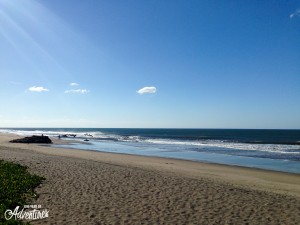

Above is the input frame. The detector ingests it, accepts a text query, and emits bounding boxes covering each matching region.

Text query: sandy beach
[0,133,300,225]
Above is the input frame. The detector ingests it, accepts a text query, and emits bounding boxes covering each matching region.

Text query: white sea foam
[143,138,300,154]
[1,129,299,155]
[0,129,126,144]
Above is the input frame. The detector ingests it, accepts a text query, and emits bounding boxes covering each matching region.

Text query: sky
[0,0,299,129]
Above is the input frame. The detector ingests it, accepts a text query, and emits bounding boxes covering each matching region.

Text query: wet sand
[1,133,300,224]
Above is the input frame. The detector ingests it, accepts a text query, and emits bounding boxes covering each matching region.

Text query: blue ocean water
[1,128,300,173]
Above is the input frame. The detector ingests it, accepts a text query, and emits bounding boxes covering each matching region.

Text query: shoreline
[1,133,300,197]
[54,144,300,175]
[1,133,300,224]
[2,128,300,174]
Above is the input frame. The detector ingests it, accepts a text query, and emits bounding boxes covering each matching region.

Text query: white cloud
[290,9,300,18]
[70,82,79,86]
[65,89,89,94]
[28,86,49,92]
[137,86,157,94]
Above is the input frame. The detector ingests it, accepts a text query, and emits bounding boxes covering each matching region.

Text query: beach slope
[0,134,299,224]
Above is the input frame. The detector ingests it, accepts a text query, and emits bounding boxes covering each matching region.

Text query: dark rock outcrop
[10,135,52,144]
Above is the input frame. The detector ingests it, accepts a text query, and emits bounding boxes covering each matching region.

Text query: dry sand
[0,133,300,224]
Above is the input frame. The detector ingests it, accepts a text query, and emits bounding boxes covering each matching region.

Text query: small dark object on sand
[10,135,52,144]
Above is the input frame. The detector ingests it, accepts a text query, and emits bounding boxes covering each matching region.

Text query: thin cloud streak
[290,9,300,18]
[65,89,89,94]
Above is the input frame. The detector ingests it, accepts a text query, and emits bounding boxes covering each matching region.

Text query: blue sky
[0,0,299,128]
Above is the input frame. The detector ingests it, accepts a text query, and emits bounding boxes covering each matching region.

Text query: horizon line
[0,127,300,130]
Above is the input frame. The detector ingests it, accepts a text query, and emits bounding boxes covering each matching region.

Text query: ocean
[1,128,300,174]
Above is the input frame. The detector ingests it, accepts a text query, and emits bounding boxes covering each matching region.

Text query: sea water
[1,128,300,173]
